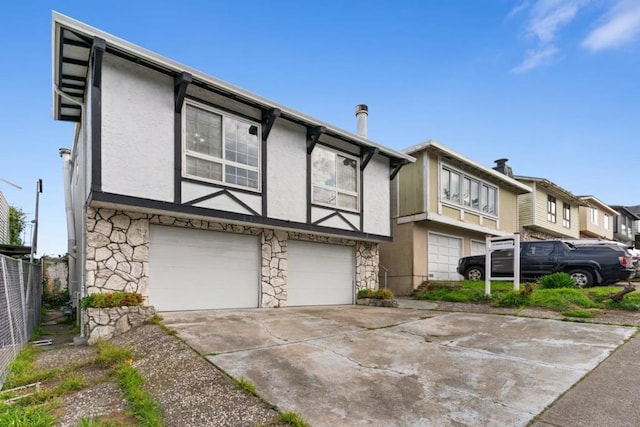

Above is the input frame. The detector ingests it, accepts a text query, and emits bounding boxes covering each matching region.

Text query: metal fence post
[18,262,28,342]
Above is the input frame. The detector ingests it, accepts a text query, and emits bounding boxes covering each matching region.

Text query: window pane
[186,155,222,181]
[470,180,479,209]
[312,149,336,187]
[450,172,460,202]
[487,187,496,214]
[224,117,259,167]
[185,105,222,158]
[337,155,357,192]
[441,169,450,200]
[481,185,488,212]
[462,178,471,206]
[338,193,358,210]
[313,186,336,206]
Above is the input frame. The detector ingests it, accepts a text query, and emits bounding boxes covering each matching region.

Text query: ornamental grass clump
[539,272,577,289]
[81,291,144,309]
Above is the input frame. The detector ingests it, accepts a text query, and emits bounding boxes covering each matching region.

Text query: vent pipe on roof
[493,158,513,178]
[355,104,368,138]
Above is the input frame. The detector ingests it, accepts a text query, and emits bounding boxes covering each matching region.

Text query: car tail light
[619,256,628,267]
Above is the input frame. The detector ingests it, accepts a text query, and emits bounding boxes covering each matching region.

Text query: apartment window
[562,203,571,228]
[547,195,556,223]
[183,103,260,190]
[441,166,495,214]
[604,214,610,230]
[590,207,598,225]
[311,146,359,211]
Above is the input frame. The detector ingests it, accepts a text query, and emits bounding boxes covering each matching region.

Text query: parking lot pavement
[161,307,635,427]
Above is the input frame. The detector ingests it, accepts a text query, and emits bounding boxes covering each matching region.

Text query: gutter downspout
[55,86,86,339]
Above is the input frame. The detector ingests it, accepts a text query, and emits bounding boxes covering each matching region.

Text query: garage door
[149,225,259,311]
[471,240,486,256]
[287,240,354,306]
[428,232,463,281]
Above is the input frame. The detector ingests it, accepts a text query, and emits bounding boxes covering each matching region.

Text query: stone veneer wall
[86,207,380,308]
[85,306,156,345]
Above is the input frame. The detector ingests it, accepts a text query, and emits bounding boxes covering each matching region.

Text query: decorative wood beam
[390,159,410,180]
[174,72,192,113]
[91,37,106,88]
[261,108,281,142]
[360,147,379,171]
[306,126,326,154]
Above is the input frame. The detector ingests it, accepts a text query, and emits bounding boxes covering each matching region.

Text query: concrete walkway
[161,304,636,426]
[532,330,640,427]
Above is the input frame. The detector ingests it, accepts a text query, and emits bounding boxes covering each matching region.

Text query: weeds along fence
[0,254,42,388]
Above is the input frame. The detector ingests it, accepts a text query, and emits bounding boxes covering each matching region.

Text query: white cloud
[582,0,640,51]
[507,1,531,20]
[512,45,559,73]
[527,0,584,43]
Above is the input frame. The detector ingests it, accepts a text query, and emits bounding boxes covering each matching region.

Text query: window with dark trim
[183,101,261,191]
[562,202,571,228]
[547,195,557,223]
[311,146,359,212]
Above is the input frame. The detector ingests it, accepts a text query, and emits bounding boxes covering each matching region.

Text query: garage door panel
[288,241,354,306]
[428,232,463,281]
[149,226,259,311]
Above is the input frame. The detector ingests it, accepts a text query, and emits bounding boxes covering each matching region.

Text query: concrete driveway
[161,305,634,427]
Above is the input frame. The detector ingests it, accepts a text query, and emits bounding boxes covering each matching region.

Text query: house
[609,206,640,247]
[52,13,413,311]
[511,175,586,241]
[379,141,531,295]
[577,196,617,240]
[628,205,640,249]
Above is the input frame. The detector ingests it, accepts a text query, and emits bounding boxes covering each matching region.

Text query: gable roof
[609,205,640,220]
[577,196,619,215]
[51,12,414,164]
[403,139,532,194]
[513,175,586,205]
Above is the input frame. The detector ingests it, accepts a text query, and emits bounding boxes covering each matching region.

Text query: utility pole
[29,179,43,263]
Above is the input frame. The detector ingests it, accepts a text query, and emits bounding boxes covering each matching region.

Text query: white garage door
[149,225,259,311]
[471,240,486,256]
[428,232,463,281]
[287,240,354,306]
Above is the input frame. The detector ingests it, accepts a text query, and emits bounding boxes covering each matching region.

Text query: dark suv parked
[456,240,633,287]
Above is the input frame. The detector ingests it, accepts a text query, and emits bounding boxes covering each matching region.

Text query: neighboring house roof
[51,12,414,165]
[626,205,640,217]
[513,175,587,205]
[610,205,640,220]
[403,139,532,194]
[577,196,619,215]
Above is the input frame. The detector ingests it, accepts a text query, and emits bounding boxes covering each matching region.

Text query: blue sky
[1,0,638,256]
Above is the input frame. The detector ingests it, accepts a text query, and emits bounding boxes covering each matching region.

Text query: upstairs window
[590,207,598,225]
[183,102,260,191]
[311,146,359,211]
[441,166,495,215]
[547,195,556,223]
[562,203,571,228]
[604,214,610,230]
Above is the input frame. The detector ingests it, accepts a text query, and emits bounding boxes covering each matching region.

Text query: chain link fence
[0,254,42,388]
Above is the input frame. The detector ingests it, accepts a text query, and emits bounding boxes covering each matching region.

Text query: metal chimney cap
[59,148,71,156]
[494,158,509,165]
[355,104,368,115]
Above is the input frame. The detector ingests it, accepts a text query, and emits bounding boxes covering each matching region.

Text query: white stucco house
[52,13,413,311]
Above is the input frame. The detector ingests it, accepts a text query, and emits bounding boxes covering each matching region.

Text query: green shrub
[374,288,395,300]
[529,288,595,310]
[357,288,373,299]
[493,290,530,308]
[539,272,576,289]
[81,291,144,309]
[42,288,70,309]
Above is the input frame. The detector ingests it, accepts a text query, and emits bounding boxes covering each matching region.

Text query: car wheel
[465,266,484,281]
[568,269,594,288]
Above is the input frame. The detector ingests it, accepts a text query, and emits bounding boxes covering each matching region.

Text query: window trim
[439,163,498,217]
[182,100,262,192]
[590,206,598,225]
[311,144,360,213]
